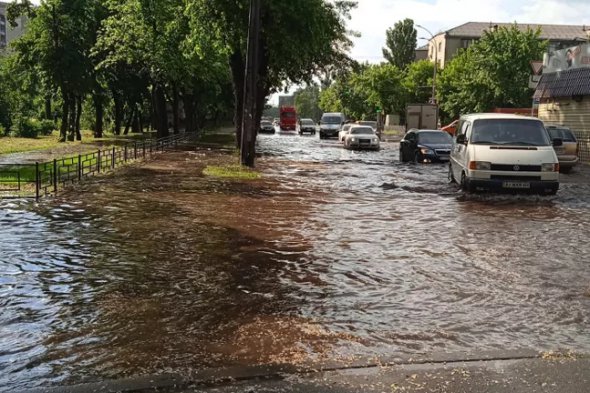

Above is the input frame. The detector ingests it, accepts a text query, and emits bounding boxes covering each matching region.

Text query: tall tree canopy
[382,18,417,70]
[437,24,547,120]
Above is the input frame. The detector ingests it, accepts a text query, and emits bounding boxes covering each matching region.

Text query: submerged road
[1,132,589,391]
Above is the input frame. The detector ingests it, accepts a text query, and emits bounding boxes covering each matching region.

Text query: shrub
[14,118,42,138]
[0,124,5,136]
[38,119,56,136]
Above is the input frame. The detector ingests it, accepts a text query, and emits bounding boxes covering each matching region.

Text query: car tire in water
[460,172,475,193]
[399,149,405,162]
[414,151,422,164]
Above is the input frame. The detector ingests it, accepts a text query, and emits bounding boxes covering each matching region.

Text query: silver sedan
[343,126,380,150]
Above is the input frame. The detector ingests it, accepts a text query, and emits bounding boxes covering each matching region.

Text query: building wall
[414,49,428,61]
[428,34,446,68]
[539,98,590,162]
[0,2,26,50]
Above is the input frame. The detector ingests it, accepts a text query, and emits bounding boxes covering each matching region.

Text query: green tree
[189,0,356,149]
[294,85,322,121]
[403,59,435,104]
[382,18,417,70]
[437,24,547,120]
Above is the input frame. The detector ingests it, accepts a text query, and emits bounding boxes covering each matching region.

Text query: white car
[338,124,353,142]
[449,113,560,195]
[343,126,380,150]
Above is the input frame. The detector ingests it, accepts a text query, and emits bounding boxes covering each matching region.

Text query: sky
[349,0,590,63]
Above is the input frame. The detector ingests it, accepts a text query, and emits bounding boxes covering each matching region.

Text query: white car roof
[461,113,542,122]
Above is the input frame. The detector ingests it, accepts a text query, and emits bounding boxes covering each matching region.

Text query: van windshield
[471,119,551,146]
[322,116,342,124]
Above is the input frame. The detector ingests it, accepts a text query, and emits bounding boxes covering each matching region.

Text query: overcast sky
[349,0,590,63]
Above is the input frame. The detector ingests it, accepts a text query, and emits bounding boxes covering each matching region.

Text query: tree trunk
[124,106,134,135]
[183,91,195,133]
[152,84,169,138]
[113,90,123,135]
[172,84,180,134]
[138,109,144,133]
[94,95,104,138]
[229,49,245,148]
[67,95,76,141]
[59,93,68,142]
[132,108,141,133]
[44,95,52,120]
[75,96,82,141]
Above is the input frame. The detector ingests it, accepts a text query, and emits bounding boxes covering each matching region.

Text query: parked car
[449,114,560,195]
[343,126,380,150]
[259,120,275,134]
[298,118,316,135]
[338,124,353,142]
[357,121,377,131]
[400,129,453,163]
[319,112,346,139]
[545,124,579,173]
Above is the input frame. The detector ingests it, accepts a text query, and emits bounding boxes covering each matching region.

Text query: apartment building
[0,1,26,49]
[426,22,588,68]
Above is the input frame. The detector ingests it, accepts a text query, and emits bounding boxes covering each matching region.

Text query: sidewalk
[25,351,590,393]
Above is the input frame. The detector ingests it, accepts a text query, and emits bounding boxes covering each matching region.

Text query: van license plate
[503,181,530,189]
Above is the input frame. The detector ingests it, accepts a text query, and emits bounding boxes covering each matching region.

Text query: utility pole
[416,24,437,105]
[240,0,261,167]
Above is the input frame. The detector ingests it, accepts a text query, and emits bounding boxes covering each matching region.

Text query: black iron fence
[0,133,193,200]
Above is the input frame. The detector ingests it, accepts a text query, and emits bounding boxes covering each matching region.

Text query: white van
[449,114,561,195]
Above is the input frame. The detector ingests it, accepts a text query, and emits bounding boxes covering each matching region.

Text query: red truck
[279,106,297,131]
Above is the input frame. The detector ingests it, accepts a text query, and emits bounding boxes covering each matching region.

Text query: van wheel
[448,164,456,183]
[461,172,474,193]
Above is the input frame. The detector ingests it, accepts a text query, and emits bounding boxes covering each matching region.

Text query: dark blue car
[400,129,453,163]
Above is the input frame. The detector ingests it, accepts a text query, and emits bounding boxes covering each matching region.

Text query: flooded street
[1,134,590,391]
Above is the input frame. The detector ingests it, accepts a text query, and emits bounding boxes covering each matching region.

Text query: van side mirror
[456,134,467,144]
[552,138,563,147]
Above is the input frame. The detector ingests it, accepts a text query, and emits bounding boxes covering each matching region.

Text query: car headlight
[468,161,491,170]
[542,163,559,172]
[420,147,434,155]
[351,138,356,142]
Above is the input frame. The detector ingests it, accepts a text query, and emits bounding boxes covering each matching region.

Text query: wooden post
[53,159,58,193]
[97,150,101,173]
[112,147,116,169]
[78,154,82,181]
[35,162,40,200]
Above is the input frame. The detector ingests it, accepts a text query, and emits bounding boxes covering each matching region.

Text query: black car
[299,118,316,135]
[400,129,453,163]
[259,120,275,134]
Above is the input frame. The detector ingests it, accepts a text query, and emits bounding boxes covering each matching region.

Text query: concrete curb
[20,350,545,393]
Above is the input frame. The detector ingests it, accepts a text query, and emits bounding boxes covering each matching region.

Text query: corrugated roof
[534,68,590,99]
[445,22,588,41]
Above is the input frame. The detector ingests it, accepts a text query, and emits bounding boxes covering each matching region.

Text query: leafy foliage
[437,24,547,120]
[382,18,417,70]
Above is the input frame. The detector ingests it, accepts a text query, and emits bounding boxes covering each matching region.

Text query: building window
[438,42,442,52]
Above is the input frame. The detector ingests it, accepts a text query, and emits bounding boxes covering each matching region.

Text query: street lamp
[416,24,437,105]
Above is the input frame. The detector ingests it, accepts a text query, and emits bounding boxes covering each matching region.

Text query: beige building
[0,1,26,50]
[414,44,429,61]
[426,22,588,68]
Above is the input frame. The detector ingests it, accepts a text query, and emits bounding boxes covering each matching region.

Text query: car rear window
[322,116,343,124]
[300,120,314,125]
[547,127,577,142]
[418,131,452,144]
[350,127,374,135]
[471,119,550,146]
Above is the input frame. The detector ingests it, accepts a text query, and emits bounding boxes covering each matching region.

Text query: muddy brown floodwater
[1,134,590,391]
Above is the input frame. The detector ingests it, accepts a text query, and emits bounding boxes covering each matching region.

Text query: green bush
[0,124,5,136]
[38,119,56,135]
[14,118,42,138]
